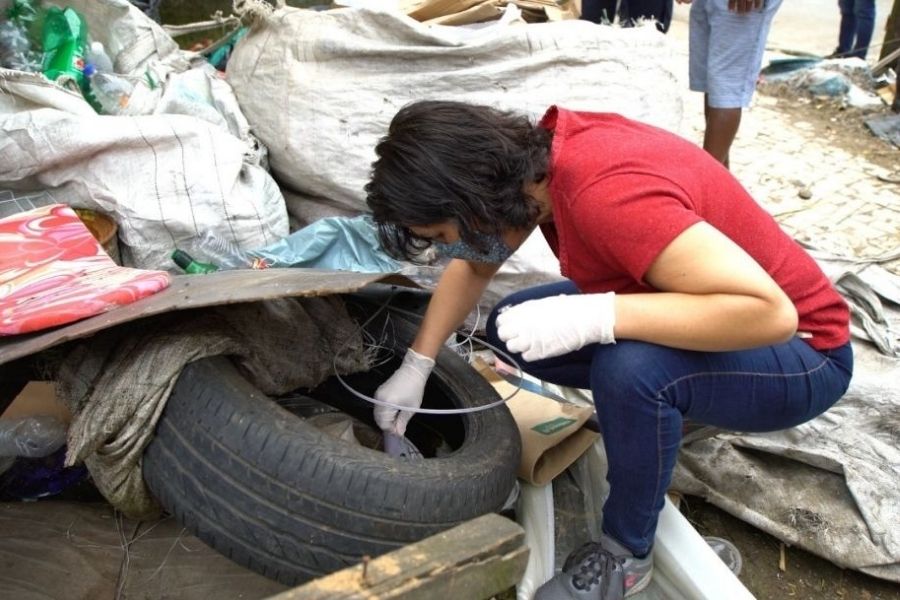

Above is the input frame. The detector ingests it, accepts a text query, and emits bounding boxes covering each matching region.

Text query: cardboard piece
[406,0,579,24]
[408,0,486,20]
[476,360,599,485]
[425,0,505,25]
[1,382,71,424]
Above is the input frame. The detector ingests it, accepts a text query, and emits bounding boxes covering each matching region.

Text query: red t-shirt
[538,107,849,351]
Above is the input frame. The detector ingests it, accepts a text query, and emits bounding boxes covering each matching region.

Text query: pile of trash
[1,0,680,269]
[759,55,891,109]
[0,0,288,270]
[1,0,152,114]
[4,1,897,594]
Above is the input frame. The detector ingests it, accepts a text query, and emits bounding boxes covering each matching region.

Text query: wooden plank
[267,513,528,600]
[0,269,418,366]
[872,45,900,77]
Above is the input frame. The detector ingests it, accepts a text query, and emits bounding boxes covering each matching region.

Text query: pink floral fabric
[0,204,171,336]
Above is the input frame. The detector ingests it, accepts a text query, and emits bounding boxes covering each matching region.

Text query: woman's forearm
[411,259,499,358]
[613,221,800,352]
[614,291,798,352]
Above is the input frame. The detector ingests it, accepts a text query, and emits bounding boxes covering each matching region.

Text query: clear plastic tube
[333,294,523,415]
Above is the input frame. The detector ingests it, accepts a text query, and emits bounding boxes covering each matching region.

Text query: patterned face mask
[434,232,514,264]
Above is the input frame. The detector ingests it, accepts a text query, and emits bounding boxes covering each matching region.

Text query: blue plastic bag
[256,215,401,273]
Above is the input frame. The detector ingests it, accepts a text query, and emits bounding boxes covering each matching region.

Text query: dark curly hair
[365,100,552,261]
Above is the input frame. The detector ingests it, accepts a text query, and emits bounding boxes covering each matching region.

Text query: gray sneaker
[534,535,653,600]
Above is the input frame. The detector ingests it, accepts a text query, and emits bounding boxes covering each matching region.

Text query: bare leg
[702,94,742,169]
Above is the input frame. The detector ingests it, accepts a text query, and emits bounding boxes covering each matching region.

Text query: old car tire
[142,306,520,586]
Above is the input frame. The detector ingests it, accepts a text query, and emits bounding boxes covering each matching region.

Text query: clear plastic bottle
[83,62,134,114]
[0,416,67,458]
[192,231,271,270]
[85,40,113,73]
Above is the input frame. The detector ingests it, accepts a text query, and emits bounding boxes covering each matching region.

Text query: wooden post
[876,0,900,108]
[879,0,900,62]
[266,513,529,600]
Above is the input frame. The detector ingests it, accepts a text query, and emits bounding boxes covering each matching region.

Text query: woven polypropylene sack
[226,7,682,217]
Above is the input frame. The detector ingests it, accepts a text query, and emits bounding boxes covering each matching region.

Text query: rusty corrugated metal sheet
[0,269,417,366]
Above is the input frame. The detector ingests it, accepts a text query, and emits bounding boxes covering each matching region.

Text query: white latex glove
[373,348,435,435]
[496,292,616,362]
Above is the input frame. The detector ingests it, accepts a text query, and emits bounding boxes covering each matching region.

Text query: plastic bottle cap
[83,63,96,77]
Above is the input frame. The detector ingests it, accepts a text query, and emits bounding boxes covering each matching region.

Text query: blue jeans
[619,0,674,33]
[581,0,618,24]
[485,281,853,557]
[582,0,674,32]
[837,0,876,59]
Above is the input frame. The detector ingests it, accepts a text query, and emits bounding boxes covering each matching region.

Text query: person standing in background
[582,0,675,33]
[677,0,784,168]
[832,0,877,59]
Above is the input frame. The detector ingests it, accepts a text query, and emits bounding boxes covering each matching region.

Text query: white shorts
[688,0,784,108]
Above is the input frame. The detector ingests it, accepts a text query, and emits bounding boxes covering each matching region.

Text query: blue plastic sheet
[256,215,401,273]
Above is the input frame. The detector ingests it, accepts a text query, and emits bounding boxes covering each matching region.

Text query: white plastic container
[516,438,755,600]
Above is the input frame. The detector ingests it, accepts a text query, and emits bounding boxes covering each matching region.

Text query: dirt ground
[683,494,900,600]
[756,88,899,176]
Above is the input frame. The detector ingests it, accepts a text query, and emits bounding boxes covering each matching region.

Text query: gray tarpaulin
[54,297,370,519]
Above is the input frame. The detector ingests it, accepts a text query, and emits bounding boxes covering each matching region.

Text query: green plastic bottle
[41,6,88,90]
[171,249,220,275]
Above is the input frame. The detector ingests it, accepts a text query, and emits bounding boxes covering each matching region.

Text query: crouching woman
[365,100,852,600]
